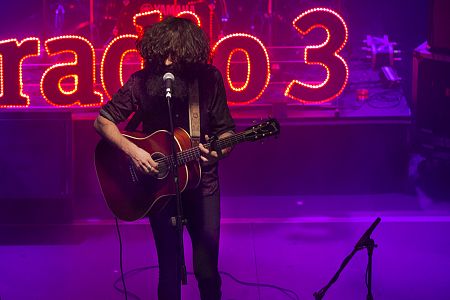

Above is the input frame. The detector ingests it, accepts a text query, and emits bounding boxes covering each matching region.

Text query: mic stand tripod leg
[365,238,375,300]
[313,248,359,300]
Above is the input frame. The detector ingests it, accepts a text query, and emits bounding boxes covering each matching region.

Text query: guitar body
[95,128,201,221]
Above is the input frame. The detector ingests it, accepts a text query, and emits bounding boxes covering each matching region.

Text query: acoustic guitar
[95,119,280,221]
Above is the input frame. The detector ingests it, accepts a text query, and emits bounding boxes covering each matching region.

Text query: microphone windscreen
[163,72,175,81]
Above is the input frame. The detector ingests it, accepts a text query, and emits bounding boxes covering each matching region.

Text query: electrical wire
[114,219,299,299]
[115,218,129,300]
[220,270,299,300]
[112,265,300,300]
[366,90,402,109]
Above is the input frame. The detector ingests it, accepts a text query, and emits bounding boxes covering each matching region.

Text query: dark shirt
[99,64,235,196]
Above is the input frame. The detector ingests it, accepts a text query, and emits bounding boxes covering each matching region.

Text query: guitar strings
[153,131,250,169]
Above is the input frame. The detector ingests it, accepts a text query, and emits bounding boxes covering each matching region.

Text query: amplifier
[413,42,450,139]
[428,0,450,53]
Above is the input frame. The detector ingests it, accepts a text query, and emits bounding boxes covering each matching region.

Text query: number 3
[285,8,349,104]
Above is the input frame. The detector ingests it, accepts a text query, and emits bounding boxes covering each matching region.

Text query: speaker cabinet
[413,42,450,159]
[428,0,450,53]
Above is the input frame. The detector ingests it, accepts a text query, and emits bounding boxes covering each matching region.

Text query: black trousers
[149,189,222,300]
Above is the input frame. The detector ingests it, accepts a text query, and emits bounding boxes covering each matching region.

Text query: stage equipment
[164,71,188,289]
[314,218,381,300]
[428,0,450,53]
[362,35,401,69]
[137,0,228,43]
[0,111,73,223]
[380,66,401,87]
[413,42,450,154]
[356,88,369,102]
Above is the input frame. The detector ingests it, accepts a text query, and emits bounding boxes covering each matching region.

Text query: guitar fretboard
[156,130,250,168]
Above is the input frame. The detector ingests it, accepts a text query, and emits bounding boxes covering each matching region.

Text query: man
[94,17,235,300]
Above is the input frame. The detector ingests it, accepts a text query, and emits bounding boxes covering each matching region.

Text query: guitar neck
[175,131,249,166]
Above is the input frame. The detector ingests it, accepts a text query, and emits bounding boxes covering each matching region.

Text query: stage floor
[1,192,449,300]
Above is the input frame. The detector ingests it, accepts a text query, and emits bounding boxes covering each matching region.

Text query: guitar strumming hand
[128,146,159,175]
[95,115,159,176]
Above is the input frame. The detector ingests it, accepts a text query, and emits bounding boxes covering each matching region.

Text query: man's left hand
[199,132,233,166]
[199,142,220,166]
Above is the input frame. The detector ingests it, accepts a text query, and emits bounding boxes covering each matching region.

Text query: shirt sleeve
[99,75,137,124]
[208,68,235,136]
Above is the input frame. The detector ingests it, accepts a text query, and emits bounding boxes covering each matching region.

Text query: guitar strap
[188,78,200,147]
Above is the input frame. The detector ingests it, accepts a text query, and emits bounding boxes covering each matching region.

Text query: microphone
[163,72,175,99]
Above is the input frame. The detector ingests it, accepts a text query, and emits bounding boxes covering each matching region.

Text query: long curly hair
[136,17,211,71]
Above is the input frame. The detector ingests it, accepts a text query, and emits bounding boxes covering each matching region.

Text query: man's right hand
[94,115,159,175]
[129,146,159,175]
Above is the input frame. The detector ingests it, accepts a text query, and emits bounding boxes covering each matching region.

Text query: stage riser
[73,118,409,219]
[0,114,410,221]
[220,121,410,196]
[0,112,73,223]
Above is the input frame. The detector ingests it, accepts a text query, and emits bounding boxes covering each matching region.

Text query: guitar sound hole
[151,152,169,179]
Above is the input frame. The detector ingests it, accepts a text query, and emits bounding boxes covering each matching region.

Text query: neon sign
[212,33,270,105]
[0,8,349,108]
[101,34,143,100]
[0,38,40,108]
[284,8,349,104]
[40,35,103,107]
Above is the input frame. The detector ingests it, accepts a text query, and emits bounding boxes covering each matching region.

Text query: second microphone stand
[314,217,381,300]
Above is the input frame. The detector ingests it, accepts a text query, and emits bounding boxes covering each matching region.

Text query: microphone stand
[164,73,188,297]
[313,217,381,300]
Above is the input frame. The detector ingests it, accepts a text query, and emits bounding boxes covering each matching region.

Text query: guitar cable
[115,217,129,300]
[113,266,300,300]
[114,221,299,300]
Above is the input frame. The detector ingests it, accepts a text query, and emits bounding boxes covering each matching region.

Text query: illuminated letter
[40,35,103,107]
[0,38,40,108]
[133,10,163,36]
[285,8,349,104]
[176,11,201,27]
[101,35,143,100]
[212,33,270,105]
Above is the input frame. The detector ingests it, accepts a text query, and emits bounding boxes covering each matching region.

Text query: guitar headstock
[243,118,280,142]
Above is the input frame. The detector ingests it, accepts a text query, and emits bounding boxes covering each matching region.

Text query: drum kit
[47,0,329,46]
